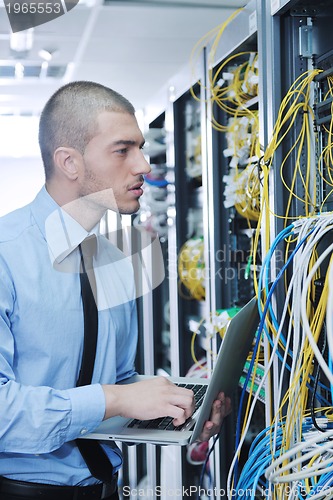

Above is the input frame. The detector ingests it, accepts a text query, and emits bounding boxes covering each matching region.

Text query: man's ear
[53,147,81,181]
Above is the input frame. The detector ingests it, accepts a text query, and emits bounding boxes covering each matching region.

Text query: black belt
[0,474,118,499]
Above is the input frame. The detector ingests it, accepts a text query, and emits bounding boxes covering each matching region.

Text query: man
[0,81,230,499]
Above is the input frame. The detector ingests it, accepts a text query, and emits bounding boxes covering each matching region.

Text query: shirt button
[80,428,88,435]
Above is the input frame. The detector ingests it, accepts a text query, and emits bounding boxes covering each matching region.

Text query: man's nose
[136,152,151,175]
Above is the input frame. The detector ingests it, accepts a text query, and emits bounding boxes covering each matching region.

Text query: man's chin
[112,202,140,216]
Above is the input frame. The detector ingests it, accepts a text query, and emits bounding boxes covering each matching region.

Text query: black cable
[309,280,328,432]
[197,433,220,500]
[310,323,328,433]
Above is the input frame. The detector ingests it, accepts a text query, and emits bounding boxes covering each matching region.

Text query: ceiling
[0,0,246,117]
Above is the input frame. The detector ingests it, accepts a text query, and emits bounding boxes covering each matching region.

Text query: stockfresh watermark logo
[4,0,80,33]
[44,189,166,310]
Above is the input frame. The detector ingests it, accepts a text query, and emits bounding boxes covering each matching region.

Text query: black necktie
[76,235,115,484]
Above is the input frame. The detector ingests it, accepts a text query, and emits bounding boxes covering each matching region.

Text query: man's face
[78,110,151,215]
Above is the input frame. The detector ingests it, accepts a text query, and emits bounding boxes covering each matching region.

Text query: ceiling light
[10,29,34,58]
[39,61,49,79]
[14,63,24,79]
[38,48,58,61]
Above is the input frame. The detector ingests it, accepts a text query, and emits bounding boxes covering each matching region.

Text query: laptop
[81,295,259,446]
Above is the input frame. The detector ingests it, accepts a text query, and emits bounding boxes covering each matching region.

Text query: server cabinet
[132,0,333,497]
[233,1,333,498]
[204,2,267,492]
[172,84,205,376]
[130,1,268,497]
[261,0,333,227]
[142,2,266,497]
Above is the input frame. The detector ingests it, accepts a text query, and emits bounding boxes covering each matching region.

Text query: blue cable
[328,355,333,405]
[232,278,283,488]
[312,471,333,497]
[234,427,284,498]
[144,175,169,187]
[233,224,317,490]
[259,224,294,334]
[238,432,283,480]
[258,223,316,354]
[198,433,220,500]
[234,415,333,498]
[234,417,333,500]
[257,224,317,373]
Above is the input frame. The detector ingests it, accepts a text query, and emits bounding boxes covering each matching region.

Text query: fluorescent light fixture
[10,29,34,54]
[38,48,58,61]
[14,63,24,79]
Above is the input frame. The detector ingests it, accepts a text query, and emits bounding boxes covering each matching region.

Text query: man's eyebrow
[112,139,146,148]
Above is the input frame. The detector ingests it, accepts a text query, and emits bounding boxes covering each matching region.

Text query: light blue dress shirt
[0,186,138,485]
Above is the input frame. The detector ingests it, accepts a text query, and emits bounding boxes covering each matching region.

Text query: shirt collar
[31,186,99,266]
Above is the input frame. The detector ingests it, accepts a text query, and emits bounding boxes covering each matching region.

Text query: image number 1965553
[4,0,79,32]
[5,2,62,14]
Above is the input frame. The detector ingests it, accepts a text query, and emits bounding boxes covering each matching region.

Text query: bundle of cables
[178,236,205,301]
[186,133,202,180]
[189,307,241,369]
[189,7,255,114]
[133,164,170,238]
[184,99,202,180]
[223,162,261,221]
[209,52,259,135]
[318,74,333,208]
[246,68,325,297]
[263,68,323,219]
[232,416,333,500]
[227,212,333,500]
[224,113,260,167]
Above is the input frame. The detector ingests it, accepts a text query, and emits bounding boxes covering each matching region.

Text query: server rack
[249,1,333,498]
[141,1,265,497]
[205,2,266,489]
[258,0,333,416]
[129,0,333,497]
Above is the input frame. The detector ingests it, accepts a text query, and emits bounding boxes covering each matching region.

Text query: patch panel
[239,374,265,403]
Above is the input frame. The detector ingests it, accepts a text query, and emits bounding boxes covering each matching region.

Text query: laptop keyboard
[127,382,208,431]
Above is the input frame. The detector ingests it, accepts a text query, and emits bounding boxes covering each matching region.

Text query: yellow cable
[189,9,244,102]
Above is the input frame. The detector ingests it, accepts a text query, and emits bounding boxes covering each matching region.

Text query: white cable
[304,486,333,500]
[227,217,317,496]
[300,239,333,387]
[229,213,333,499]
[281,217,328,452]
[265,428,333,480]
[226,292,292,497]
[327,260,333,400]
[269,217,322,454]
[266,215,333,490]
[269,447,333,481]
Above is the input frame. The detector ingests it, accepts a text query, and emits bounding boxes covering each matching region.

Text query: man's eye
[117,148,128,154]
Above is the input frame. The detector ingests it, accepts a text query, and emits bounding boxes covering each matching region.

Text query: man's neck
[45,183,106,232]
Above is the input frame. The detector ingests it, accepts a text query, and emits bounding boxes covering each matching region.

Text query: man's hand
[197,392,231,442]
[102,376,195,426]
